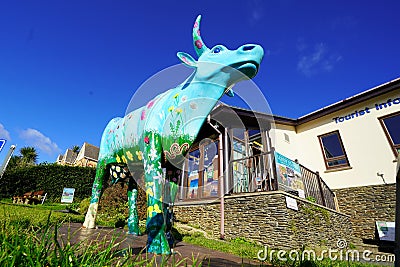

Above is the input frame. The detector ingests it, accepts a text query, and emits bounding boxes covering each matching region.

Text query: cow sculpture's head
[177,15,264,97]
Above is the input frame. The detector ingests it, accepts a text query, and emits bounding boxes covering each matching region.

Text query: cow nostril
[243,45,255,51]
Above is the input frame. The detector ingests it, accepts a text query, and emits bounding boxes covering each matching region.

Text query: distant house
[56,142,99,168]
[56,149,78,166]
[74,142,100,168]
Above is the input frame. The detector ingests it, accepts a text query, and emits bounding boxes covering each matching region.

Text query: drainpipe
[395,154,400,267]
[224,128,230,194]
[207,115,225,239]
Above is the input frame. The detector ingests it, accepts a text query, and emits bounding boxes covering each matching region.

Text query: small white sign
[61,188,75,203]
[297,189,305,199]
[376,221,395,241]
[286,196,298,211]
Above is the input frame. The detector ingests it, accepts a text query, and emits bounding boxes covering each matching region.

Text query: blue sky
[0,0,399,163]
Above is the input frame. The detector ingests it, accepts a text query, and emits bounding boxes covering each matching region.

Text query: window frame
[379,110,400,157]
[318,130,350,170]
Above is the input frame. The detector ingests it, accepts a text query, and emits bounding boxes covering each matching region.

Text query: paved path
[59,223,264,266]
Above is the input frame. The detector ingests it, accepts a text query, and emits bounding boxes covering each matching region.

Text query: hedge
[0,163,96,202]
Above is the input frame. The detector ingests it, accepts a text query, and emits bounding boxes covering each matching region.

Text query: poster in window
[188,170,198,199]
[203,155,219,197]
[274,151,305,197]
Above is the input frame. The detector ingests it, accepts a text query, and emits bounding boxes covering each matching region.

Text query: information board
[376,221,395,241]
[61,188,75,203]
[275,151,305,197]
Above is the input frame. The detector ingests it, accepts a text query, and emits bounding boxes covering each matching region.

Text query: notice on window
[375,221,395,241]
[61,188,75,203]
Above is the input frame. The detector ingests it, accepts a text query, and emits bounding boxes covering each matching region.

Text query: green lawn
[0,201,384,267]
[0,201,85,226]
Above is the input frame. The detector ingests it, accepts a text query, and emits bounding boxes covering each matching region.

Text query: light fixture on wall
[377,172,387,184]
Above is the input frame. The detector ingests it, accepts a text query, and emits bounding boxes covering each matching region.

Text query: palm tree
[20,146,38,166]
[7,155,22,169]
[71,145,80,154]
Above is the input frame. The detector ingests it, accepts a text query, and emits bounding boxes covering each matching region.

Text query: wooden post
[198,144,205,198]
[316,171,327,207]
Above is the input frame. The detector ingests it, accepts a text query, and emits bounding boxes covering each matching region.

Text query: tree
[7,155,22,170]
[71,145,80,154]
[19,146,38,166]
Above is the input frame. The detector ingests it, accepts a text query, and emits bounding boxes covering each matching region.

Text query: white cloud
[297,43,342,76]
[0,123,11,140]
[19,128,61,155]
[247,0,265,25]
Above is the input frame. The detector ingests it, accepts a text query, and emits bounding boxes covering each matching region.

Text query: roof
[75,142,99,162]
[297,77,400,124]
[63,149,77,164]
[212,77,400,127]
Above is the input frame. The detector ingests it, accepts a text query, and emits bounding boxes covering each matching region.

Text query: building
[272,77,399,189]
[56,149,78,166]
[174,77,400,247]
[74,142,100,168]
[56,142,99,168]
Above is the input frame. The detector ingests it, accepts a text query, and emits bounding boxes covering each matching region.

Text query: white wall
[272,89,400,189]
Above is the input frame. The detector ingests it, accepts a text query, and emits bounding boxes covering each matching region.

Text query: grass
[175,226,385,267]
[0,202,203,266]
[0,201,387,266]
[182,233,262,261]
[0,201,84,227]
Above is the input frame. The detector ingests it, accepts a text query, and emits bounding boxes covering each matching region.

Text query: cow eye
[213,47,221,53]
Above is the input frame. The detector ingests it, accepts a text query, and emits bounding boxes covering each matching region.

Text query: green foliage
[7,146,39,169]
[0,202,84,226]
[95,182,147,228]
[19,146,38,166]
[301,202,331,226]
[306,196,317,203]
[0,163,96,202]
[78,197,91,215]
[0,203,203,266]
[177,227,380,267]
[181,231,264,261]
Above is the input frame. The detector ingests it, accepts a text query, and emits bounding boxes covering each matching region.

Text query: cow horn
[193,15,209,57]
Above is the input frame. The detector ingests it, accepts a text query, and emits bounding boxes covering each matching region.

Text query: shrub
[96,182,147,227]
[0,163,96,201]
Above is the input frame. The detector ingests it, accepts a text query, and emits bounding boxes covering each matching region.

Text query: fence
[229,153,337,211]
[299,164,337,210]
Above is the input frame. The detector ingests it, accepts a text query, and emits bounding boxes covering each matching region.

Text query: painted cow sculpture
[83,15,264,254]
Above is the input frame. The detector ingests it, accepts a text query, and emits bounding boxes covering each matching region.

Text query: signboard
[286,196,298,211]
[0,139,6,153]
[376,221,395,241]
[274,151,305,197]
[61,188,75,203]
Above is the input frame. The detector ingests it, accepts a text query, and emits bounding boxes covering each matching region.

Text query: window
[318,131,350,169]
[379,111,400,157]
[184,140,219,199]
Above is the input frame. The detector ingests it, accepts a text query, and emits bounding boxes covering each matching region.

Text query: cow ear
[177,52,197,68]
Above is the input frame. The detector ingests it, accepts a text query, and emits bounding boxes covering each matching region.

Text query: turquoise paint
[83,15,264,255]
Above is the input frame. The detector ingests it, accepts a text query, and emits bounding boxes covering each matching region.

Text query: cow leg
[83,160,107,229]
[127,175,141,235]
[164,165,181,248]
[143,132,170,254]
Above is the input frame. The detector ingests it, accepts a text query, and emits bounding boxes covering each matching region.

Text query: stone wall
[174,191,352,250]
[334,183,396,240]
